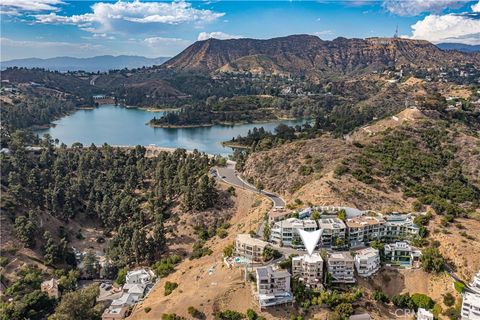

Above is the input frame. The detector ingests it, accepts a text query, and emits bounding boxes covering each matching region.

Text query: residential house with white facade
[256,266,294,308]
[346,216,386,247]
[235,234,269,262]
[470,271,480,294]
[102,268,154,320]
[384,214,420,240]
[327,252,355,283]
[125,269,154,285]
[354,248,381,277]
[461,292,480,320]
[292,253,324,289]
[417,308,434,320]
[384,241,422,267]
[270,218,318,248]
[318,218,347,247]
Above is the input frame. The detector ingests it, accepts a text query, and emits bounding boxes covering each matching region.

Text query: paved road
[214,161,285,208]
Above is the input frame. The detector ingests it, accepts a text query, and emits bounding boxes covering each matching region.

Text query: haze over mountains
[0,55,170,72]
[436,42,480,53]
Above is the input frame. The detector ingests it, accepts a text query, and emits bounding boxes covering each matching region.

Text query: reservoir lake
[34,105,306,155]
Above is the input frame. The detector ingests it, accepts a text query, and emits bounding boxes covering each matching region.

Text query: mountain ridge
[1,55,170,72]
[163,35,479,76]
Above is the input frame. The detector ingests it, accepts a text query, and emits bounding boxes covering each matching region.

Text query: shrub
[262,247,282,262]
[215,309,245,320]
[443,307,461,320]
[187,306,204,319]
[246,309,257,320]
[373,290,390,303]
[115,267,128,286]
[144,307,151,313]
[162,313,185,320]
[164,281,178,296]
[454,281,465,293]
[223,243,234,257]
[443,292,455,307]
[334,303,354,319]
[152,255,182,277]
[411,293,435,310]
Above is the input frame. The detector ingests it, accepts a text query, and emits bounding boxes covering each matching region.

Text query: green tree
[263,223,270,241]
[43,231,59,265]
[421,247,445,273]
[49,284,101,320]
[14,213,37,247]
[223,244,234,258]
[82,251,98,279]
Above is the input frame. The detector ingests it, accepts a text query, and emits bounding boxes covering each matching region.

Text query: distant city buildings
[328,252,356,284]
[255,266,293,308]
[354,248,381,277]
[292,253,324,289]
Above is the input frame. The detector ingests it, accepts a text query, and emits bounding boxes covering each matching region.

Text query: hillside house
[292,253,324,289]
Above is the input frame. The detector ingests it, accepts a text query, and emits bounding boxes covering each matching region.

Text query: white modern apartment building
[318,218,347,247]
[327,252,355,283]
[292,253,324,289]
[270,218,318,247]
[417,308,434,320]
[470,271,480,294]
[256,266,293,308]
[384,214,420,240]
[461,292,480,320]
[384,241,422,267]
[346,216,386,247]
[354,247,381,277]
[235,234,269,262]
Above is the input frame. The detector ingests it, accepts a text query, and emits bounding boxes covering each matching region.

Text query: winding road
[214,161,285,208]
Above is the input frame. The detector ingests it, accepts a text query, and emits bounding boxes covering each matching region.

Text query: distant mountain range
[436,43,480,53]
[163,35,479,76]
[0,55,170,72]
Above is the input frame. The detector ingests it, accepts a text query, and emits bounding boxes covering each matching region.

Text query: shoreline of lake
[33,104,307,156]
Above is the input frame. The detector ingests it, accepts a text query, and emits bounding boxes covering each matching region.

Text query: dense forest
[1,95,77,131]
[149,94,333,127]
[0,131,220,319]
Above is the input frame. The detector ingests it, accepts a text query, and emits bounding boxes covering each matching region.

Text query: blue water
[34,105,306,156]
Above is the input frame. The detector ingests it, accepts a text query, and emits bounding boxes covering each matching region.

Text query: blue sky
[1,0,479,60]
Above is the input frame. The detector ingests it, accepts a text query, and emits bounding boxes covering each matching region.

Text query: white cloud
[197,31,243,41]
[144,36,191,46]
[1,0,64,15]
[313,30,334,37]
[0,37,107,60]
[34,0,224,34]
[383,0,464,16]
[472,0,480,12]
[408,13,480,45]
